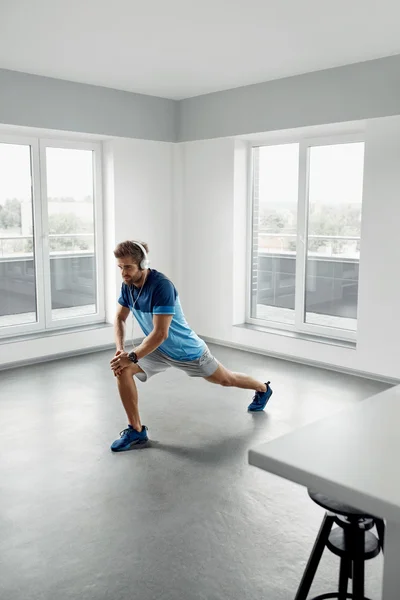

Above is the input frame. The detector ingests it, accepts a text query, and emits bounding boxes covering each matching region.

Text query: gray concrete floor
[0,344,388,600]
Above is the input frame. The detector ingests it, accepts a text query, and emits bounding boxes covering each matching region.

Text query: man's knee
[116,369,130,380]
[113,366,132,381]
[219,372,235,387]
[115,364,144,381]
[206,365,235,387]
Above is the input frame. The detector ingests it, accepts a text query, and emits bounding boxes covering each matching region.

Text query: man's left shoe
[248,382,273,412]
[111,425,148,452]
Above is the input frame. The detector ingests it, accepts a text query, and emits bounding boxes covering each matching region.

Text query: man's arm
[133,314,173,359]
[114,304,130,352]
[110,314,173,374]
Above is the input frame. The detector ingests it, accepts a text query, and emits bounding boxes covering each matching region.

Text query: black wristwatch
[128,351,138,364]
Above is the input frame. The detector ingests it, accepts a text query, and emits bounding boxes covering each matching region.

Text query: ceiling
[1,0,400,100]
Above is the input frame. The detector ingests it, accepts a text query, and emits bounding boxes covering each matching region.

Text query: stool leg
[338,558,350,600]
[375,518,385,553]
[352,526,365,600]
[294,513,335,600]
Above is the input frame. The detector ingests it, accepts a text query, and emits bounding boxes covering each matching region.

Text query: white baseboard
[201,335,399,386]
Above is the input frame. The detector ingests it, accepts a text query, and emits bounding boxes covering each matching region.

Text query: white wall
[103,137,174,349]
[111,138,174,280]
[175,116,400,381]
[356,117,400,378]
[3,119,400,381]
[0,137,174,368]
[176,139,236,339]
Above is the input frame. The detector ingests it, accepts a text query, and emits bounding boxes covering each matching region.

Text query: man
[110,240,273,452]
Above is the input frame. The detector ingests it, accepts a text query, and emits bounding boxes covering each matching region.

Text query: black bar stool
[294,490,385,600]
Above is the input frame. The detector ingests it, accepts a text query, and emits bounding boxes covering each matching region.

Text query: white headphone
[132,241,150,270]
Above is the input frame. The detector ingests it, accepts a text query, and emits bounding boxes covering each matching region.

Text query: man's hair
[113,240,149,267]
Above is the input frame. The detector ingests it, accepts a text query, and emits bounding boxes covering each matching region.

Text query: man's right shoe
[111,425,148,452]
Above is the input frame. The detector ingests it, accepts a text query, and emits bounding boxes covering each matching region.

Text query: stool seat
[327,528,381,560]
[308,490,373,518]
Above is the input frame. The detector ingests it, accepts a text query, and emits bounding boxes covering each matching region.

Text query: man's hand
[110,350,130,377]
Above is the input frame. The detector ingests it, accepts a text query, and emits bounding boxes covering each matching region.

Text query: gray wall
[0,69,177,142]
[178,55,400,141]
[2,55,400,143]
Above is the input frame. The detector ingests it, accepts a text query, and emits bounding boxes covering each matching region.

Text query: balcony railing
[254,235,359,322]
[0,233,360,324]
[0,233,94,257]
[0,241,96,319]
[257,232,360,259]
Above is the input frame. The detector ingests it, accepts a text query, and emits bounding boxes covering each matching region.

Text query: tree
[261,210,287,231]
[0,198,22,230]
[308,203,361,253]
[48,213,91,251]
[258,201,361,255]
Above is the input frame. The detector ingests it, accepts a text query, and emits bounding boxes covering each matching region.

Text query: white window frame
[246,132,365,343]
[0,134,105,338]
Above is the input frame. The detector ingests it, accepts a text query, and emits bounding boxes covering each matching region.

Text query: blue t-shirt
[118,269,205,361]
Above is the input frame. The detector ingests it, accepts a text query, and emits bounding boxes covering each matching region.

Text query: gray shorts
[136,346,219,382]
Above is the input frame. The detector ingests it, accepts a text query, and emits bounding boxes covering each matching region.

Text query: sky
[1,140,364,213]
[258,141,365,209]
[0,143,94,205]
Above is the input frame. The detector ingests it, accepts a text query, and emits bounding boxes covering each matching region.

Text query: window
[249,135,365,341]
[0,136,104,337]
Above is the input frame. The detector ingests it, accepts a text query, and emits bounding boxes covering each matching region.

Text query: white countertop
[249,384,400,522]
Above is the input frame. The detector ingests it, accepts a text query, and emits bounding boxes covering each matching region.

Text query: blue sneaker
[111,425,148,452]
[248,382,273,412]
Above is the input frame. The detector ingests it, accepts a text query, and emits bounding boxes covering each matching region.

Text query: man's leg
[205,363,267,392]
[205,362,272,411]
[110,363,149,452]
[116,363,144,431]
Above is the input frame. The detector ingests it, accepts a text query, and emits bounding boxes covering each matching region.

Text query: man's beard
[127,271,144,287]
